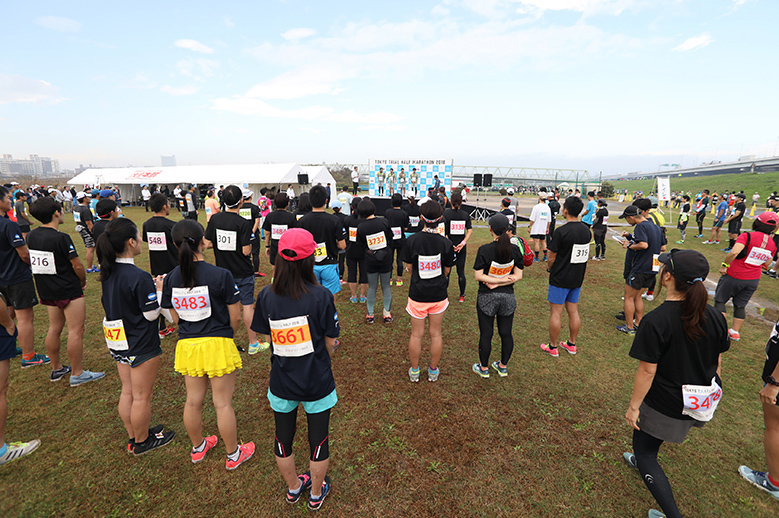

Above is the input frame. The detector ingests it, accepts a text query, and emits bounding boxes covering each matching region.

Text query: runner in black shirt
[331,199,347,281]
[27,197,105,386]
[143,193,179,338]
[293,193,312,221]
[385,194,409,287]
[723,193,747,252]
[73,193,97,272]
[403,197,422,235]
[356,199,393,324]
[239,190,264,276]
[299,186,346,302]
[499,197,516,234]
[97,218,175,455]
[592,199,609,261]
[546,192,561,246]
[402,200,455,382]
[344,197,367,303]
[444,192,473,302]
[262,192,298,278]
[93,199,121,244]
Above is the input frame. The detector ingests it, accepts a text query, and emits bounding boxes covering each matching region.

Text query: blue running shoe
[307,475,331,511]
[616,324,636,335]
[738,465,779,500]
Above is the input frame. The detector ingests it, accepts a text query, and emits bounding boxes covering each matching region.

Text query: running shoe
[694,234,703,238]
[533,257,540,263]
[69,369,105,387]
[396,279,404,287]
[648,510,666,518]
[21,353,50,369]
[408,367,420,382]
[472,363,489,378]
[225,442,255,470]
[286,471,312,504]
[248,341,270,355]
[738,465,779,500]
[645,294,654,302]
[128,424,165,454]
[349,296,358,304]
[133,430,176,456]
[721,247,732,252]
[191,435,218,463]
[339,279,347,285]
[366,314,375,324]
[428,367,439,382]
[728,328,741,341]
[616,324,636,335]
[14,347,22,358]
[615,311,626,321]
[559,341,577,355]
[458,295,465,303]
[590,256,600,261]
[256,272,267,277]
[389,279,395,286]
[701,240,713,244]
[675,240,685,244]
[383,315,393,324]
[543,256,548,262]
[359,296,367,303]
[307,475,331,511]
[490,361,508,377]
[0,439,41,465]
[767,270,777,279]
[50,365,71,382]
[714,240,720,244]
[158,326,176,338]
[623,452,638,470]
[540,343,559,357]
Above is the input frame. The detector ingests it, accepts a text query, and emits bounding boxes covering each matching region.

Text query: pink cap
[278,228,316,261]
[757,211,779,226]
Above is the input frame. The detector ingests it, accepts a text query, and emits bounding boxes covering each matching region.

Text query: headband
[420,213,442,224]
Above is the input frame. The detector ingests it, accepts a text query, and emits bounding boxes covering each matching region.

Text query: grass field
[2,206,778,517]
[607,170,779,200]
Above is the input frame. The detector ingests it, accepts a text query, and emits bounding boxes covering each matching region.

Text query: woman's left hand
[760,384,779,406]
[625,407,640,430]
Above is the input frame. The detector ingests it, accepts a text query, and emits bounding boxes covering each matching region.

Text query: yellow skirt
[174,336,242,378]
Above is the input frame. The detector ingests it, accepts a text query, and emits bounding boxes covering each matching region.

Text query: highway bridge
[607,156,779,181]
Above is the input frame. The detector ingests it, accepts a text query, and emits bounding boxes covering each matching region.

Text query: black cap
[489,213,509,233]
[618,205,641,219]
[657,249,709,285]
[736,193,746,199]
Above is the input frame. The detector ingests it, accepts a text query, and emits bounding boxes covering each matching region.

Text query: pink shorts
[40,295,84,310]
[406,298,449,319]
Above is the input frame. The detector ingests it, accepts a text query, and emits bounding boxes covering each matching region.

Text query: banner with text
[368,158,453,197]
[657,176,671,201]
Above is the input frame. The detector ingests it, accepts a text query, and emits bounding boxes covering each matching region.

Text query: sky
[1,0,777,176]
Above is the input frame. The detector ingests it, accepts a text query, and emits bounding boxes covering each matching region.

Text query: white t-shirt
[351,170,359,182]
[753,194,760,203]
[286,188,295,199]
[142,188,151,201]
[336,192,353,215]
[529,202,551,236]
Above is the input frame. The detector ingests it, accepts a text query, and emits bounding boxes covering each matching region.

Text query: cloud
[223,16,235,28]
[174,39,214,54]
[176,58,220,79]
[124,73,158,90]
[0,74,65,104]
[161,85,199,96]
[35,16,82,32]
[281,28,316,41]
[245,68,345,100]
[212,96,402,124]
[431,5,451,16]
[673,33,713,52]
[459,0,638,17]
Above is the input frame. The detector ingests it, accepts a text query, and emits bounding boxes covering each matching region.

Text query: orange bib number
[269,315,314,357]
[103,318,129,351]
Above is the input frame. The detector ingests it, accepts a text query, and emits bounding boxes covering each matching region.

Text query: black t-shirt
[630,302,729,420]
[298,211,346,266]
[251,283,339,402]
[262,209,298,258]
[0,217,32,286]
[357,217,394,273]
[593,208,609,231]
[161,261,240,339]
[344,215,365,259]
[733,201,747,222]
[73,204,93,227]
[26,227,82,300]
[384,208,409,249]
[403,203,422,234]
[473,240,524,295]
[92,218,110,243]
[625,220,663,275]
[205,211,254,279]
[444,208,472,246]
[500,208,516,231]
[293,210,310,222]
[548,221,592,289]
[402,231,455,302]
[101,262,160,355]
[142,216,179,276]
[239,203,261,238]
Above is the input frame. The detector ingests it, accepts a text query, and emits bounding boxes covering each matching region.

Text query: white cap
[538,191,547,198]
[242,188,253,199]
[76,192,87,200]
[507,187,515,194]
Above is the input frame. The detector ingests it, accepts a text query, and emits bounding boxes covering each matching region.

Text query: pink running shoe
[540,343,559,357]
[559,341,577,355]
[191,435,218,464]
[226,442,255,470]
[728,329,741,341]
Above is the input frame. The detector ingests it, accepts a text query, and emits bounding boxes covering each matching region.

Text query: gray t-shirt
[15,200,30,226]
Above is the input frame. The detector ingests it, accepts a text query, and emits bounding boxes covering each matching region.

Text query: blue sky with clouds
[1,0,776,174]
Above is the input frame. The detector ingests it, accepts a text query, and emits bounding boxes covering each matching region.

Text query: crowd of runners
[1,178,779,516]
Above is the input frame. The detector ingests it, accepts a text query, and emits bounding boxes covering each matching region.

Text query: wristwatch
[766,376,779,387]
[721,262,730,269]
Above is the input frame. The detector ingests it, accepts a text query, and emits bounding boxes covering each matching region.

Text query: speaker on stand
[470,173,490,221]
[297,173,309,193]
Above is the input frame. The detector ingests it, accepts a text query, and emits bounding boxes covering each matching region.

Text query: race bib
[506,214,514,225]
[450,221,466,235]
[146,232,167,252]
[366,231,387,250]
[171,286,211,322]
[269,315,314,357]
[409,216,420,227]
[392,227,402,240]
[349,227,357,242]
[314,242,327,263]
[745,246,772,266]
[103,318,128,351]
[296,214,304,221]
[418,254,442,279]
[570,243,589,264]
[271,224,287,240]
[652,254,661,273]
[538,211,549,221]
[603,216,609,225]
[436,223,445,236]
[215,229,237,251]
[29,250,56,275]
[239,208,252,220]
[681,377,722,422]
[509,205,517,213]
[205,207,212,215]
[73,211,81,222]
[488,260,514,278]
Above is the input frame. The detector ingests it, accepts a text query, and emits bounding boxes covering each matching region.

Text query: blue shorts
[313,263,341,295]
[547,285,581,305]
[234,276,255,306]
[713,219,725,228]
[0,325,18,362]
[267,388,338,414]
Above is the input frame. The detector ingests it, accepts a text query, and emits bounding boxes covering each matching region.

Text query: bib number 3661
[269,315,314,357]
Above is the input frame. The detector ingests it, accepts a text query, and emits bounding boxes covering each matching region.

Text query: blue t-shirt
[101,262,160,355]
[251,283,339,402]
[161,261,240,339]
[0,217,32,286]
[625,220,663,275]
[715,201,728,222]
[582,200,597,225]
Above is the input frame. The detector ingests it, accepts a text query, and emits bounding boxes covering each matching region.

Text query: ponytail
[450,192,463,210]
[657,264,708,342]
[98,219,138,282]
[495,230,512,263]
[171,219,204,289]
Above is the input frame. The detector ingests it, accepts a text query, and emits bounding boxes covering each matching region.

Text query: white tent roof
[66,163,306,187]
[299,166,337,187]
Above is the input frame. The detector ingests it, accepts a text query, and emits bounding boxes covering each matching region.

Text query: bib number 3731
[681,377,722,422]
[269,315,314,357]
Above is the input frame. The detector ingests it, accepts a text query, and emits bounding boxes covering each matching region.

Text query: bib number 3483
[171,286,212,322]
[681,377,722,422]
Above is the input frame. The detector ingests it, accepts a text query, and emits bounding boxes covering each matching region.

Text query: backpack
[512,235,535,267]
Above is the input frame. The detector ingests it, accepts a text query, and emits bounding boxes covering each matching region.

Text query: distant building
[161,155,176,167]
[0,154,59,176]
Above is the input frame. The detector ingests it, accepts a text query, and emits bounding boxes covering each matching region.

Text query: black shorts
[530,234,546,240]
[346,257,367,284]
[76,225,96,248]
[627,272,655,290]
[18,224,30,233]
[728,220,742,235]
[110,346,163,367]
[0,279,39,309]
[761,321,779,383]
[714,274,758,308]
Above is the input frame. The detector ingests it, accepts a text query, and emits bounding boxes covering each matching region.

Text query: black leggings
[392,246,404,277]
[633,429,681,518]
[477,306,514,366]
[593,230,606,257]
[274,407,331,461]
[452,247,467,296]
[696,212,705,235]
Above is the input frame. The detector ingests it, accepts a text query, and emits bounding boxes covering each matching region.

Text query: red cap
[756,211,779,226]
[278,228,316,261]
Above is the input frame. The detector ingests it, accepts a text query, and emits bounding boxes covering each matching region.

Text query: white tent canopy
[299,165,337,189]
